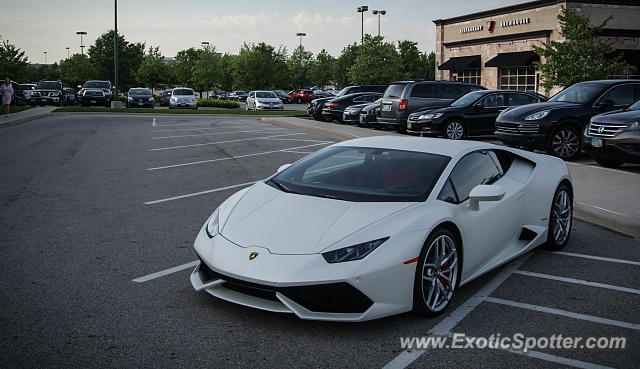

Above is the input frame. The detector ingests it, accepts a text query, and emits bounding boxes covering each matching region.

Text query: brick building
[433,0,640,96]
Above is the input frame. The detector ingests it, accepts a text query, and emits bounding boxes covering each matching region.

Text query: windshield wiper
[311,192,344,201]
[269,178,298,194]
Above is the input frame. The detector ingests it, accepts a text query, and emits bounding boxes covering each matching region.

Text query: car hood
[256,97,282,103]
[345,103,370,110]
[592,109,640,123]
[221,182,412,255]
[499,101,580,119]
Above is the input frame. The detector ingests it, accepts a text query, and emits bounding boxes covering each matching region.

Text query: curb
[0,112,52,129]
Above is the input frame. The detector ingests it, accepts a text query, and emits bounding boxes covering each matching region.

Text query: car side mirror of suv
[597,99,615,109]
[473,103,484,111]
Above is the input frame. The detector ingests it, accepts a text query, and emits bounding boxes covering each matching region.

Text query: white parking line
[550,252,640,266]
[146,142,331,171]
[514,270,640,295]
[382,253,532,369]
[485,297,640,330]
[150,133,307,151]
[154,121,226,127]
[152,118,156,127]
[281,150,313,154]
[144,181,257,205]
[566,161,638,176]
[132,260,198,283]
[576,202,626,217]
[153,124,270,133]
[152,128,287,139]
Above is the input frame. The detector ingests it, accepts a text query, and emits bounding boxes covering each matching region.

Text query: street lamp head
[296,32,306,36]
[357,6,368,12]
[380,10,386,15]
[76,31,87,35]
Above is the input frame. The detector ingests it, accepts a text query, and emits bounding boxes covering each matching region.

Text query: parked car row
[307,79,640,167]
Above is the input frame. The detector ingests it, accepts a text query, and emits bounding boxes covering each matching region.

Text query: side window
[439,84,467,99]
[249,92,255,98]
[410,84,437,98]
[507,93,538,106]
[437,178,459,203]
[479,93,507,107]
[598,84,635,106]
[440,151,502,203]
[366,95,378,102]
[634,84,640,102]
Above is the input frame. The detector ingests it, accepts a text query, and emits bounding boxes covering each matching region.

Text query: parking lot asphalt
[1,114,638,369]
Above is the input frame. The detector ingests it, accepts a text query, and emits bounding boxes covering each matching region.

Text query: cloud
[205,12,279,28]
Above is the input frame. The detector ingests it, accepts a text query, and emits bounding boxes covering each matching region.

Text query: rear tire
[395,125,406,134]
[543,184,572,250]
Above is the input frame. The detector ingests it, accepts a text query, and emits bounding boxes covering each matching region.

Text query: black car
[359,100,383,127]
[63,88,77,106]
[210,90,228,100]
[308,85,387,121]
[583,98,640,167]
[31,80,64,106]
[78,80,113,107]
[322,93,382,122]
[495,79,640,160]
[160,89,173,106]
[126,88,154,108]
[406,90,547,139]
[273,90,293,104]
[342,98,381,124]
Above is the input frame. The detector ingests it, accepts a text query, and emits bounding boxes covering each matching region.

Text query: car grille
[408,115,420,122]
[495,123,539,134]
[85,91,104,97]
[198,257,373,313]
[588,121,629,138]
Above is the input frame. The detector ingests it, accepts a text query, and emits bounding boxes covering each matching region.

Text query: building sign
[460,25,483,33]
[486,20,496,33]
[501,17,531,27]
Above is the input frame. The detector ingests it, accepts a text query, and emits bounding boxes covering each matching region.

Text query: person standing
[1,77,14,117]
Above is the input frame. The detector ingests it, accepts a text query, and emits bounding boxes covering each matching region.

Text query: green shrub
[197,99,239,109]
[153,95,161,103]
[118,96,126,102]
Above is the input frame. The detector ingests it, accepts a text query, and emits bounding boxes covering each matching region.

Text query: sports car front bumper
[191,228,418,321]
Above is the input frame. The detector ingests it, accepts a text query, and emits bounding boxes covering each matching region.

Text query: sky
[4,0,531,64]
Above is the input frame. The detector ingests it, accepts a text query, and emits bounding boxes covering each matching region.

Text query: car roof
[334,136,492,157]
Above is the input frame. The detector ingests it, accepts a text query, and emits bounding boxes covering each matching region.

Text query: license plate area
[591,138,603,148]
[382,104,392,111]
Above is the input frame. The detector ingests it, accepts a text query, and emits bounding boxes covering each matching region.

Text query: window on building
[499,67,536,91]
[451,69,481,85]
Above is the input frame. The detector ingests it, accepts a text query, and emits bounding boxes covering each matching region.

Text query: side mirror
[468,184,505,211]
[277,163,292,173]
[473,103,484,111]
[597,99,614,109]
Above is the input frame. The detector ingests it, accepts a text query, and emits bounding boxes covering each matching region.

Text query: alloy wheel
[421,234,459,313]
[446,122,464,140]
[551,129,579,158]
[551,189,572,245]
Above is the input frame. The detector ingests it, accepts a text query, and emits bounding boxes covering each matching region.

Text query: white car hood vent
[221,182,411,255]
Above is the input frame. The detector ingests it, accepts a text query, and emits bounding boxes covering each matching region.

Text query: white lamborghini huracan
[190,136,572,321]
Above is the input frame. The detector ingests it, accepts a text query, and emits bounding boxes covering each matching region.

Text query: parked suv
[495,79,640,160]
[378,81,485,132]
[307,85,387,121]
[78,80,113,107]
[31,80,64,106]
[583,98,640,167]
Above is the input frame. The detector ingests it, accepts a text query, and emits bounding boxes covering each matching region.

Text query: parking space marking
[152,118,156,127]
[153,124,270,133]
[154,121,227,127]
[551,251,640,266]
[503,347,614,369]
[132,260,198,283]
[152,128,287,139]
[514,270,640,295]
[577,202,626,217]
[144,181,257,205]
[281,150,313,154]
[262,137,334,143]
[146,143,332,171]
[485,297,640,330]
[382,253,532,369]
[566,161,639,176]
[150,133,307,151]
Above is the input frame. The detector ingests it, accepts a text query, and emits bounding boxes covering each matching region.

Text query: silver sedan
[169,88,198,109]
[246,91,284,111]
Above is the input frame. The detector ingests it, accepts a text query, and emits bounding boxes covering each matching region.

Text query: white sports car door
[439,150,524,279]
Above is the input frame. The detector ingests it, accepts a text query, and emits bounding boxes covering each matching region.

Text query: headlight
[205,209,220,238]
[625,121,639,131]
[322,237,389,263]
[419,112,443,120]
[524,110,550,121]
[170,97,177,102]
[128,96,133,101]
[148,97,154,102]
[51,92,60,97]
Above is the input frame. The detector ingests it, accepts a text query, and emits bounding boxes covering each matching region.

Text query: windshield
[383,83,406,99]
[274,90,287,96]
[628,99,640,110]
[83,81,110,89]
[234,91,246,95]
[36,81,61,90]
[549,83,605,104]
[270,146,450,202]
[257,91,277,98]
[173,89,194,96]
[450,91,486,107]
[20,84,35,90]
[129,88,151,95]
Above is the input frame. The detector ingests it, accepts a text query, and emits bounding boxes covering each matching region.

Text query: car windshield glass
[383,83,406,99]
[235,91,246,95]
[270,146,450,202]
[83,81,110,89]
[628,99,640,110]
[549,83,605,104]
[36,81,60,89]
[450,91,486,107]
[256,91,277,98]
[274,90,287,96]
[373,98,382,104]
[20,84,35,90]
[129,88,151,95]
[173,89,193,95]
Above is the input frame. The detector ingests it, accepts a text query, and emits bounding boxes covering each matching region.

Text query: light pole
[357,6,368,43]
[295,32,306,48]
[114,0,118,107]
[43,51,47,64]
[66,47,70,59]
[372,10,386,37]
[76,31,87,55]
[201,41,210,49]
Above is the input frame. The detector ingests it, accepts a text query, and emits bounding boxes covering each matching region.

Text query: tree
[333,43,360,87]
[422,51,436,80]
[398,40,423,80]
[533,6,632,91]
[288,45,313,89]
[232,42,288,90]
[60,53,93,88]
[87,30,144,90]
[191,45,221,97]
[173,47,199,86]
[348,35,401,85]
[0,39,29,81]
[218,53,235,91]
[135,46,169,93]
[310,49,334,88]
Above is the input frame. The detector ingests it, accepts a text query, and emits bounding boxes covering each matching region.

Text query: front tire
[445,120,465,140]
[549,125,581,161]
[544,184,573,250]
[413,228,461,317]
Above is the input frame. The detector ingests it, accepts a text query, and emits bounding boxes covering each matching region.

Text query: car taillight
[326,102,338,108]
[398,99,408,112]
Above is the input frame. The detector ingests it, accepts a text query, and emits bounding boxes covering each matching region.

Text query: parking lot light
[296,32,306,47]
[372,10,386,37]
[76,31,87,55]
[357,6,368,43]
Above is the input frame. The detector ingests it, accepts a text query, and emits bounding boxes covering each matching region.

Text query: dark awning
[484,51,539,67]
[438,55,481,70]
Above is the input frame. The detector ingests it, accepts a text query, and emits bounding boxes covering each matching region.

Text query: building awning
[438,55,481,70]
[484,51,539,67]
